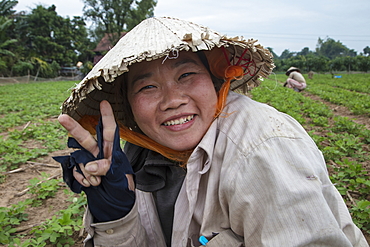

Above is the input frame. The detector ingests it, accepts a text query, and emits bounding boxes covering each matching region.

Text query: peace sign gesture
[54,100,135,222]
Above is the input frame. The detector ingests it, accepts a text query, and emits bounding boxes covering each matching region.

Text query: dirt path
[0,149,86,246]
[302,91,370,130]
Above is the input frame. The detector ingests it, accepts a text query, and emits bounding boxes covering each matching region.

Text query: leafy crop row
[0,81,75,172]
[307,84,370,115]
[0,175,86,246]
[305,73,370,93]
[0,81,87,246]
[0,81,75,131]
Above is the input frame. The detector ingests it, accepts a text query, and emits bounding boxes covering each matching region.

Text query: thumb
[85,159,111,176]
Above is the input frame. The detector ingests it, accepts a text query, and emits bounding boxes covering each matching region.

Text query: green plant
[330,159,369,197]
[28,194,86,246]
[0,199,32,244]
[321,132,364,161]
[28,173,61,206]
[350,200,370,234]
[4,193,87,246]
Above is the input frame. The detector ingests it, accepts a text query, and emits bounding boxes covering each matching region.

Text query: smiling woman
[126,52,218,151]
[53,17,368,247]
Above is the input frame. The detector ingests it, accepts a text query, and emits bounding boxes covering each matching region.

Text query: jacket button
[105,229,114,234]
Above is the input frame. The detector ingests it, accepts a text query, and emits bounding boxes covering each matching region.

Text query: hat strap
[214,65,243,119]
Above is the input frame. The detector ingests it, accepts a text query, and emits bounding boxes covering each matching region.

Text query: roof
[93,32,126,52]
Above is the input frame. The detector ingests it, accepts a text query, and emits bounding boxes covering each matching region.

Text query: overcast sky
[14,0,370,56]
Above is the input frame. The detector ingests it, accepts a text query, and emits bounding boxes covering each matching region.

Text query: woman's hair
[197,50,224,91]
[117,73,137,130]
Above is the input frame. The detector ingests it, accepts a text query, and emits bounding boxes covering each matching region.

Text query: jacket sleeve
[83,198,149,247]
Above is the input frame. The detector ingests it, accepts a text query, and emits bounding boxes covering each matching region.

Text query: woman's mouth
[163,115,194,126]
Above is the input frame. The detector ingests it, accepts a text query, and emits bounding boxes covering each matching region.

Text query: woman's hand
[55,100,135,222]
[58,100,133,189]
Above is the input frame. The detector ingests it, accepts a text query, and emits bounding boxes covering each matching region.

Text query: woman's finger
[78,163,102,186]
[58,114,99,157]
[85,159,111,176]
[73,166,91,187]
[100,100,117,158]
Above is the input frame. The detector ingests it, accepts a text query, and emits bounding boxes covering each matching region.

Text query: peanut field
[0,73,369,246]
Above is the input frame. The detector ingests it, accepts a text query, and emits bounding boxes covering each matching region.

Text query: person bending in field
[284,66,307,92]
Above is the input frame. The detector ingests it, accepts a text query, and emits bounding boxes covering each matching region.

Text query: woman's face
[127,52,218,151]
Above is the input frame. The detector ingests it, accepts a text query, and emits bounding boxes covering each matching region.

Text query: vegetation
[269,36,370,73]
[0,0,157,78]
[0,73,368,244]
[83,0,157,47]
[0,80,88,246]
[0,81,75,172]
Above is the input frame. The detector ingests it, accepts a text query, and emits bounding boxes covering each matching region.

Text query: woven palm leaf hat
[286,66,301,76]
[61,17,274,162]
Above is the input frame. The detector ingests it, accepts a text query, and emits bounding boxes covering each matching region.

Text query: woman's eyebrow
[172,58,199,68]
[131,58,199,85]
[131,72,152,85]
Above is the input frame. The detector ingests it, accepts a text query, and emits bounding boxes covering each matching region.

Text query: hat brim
[62,17,274,123]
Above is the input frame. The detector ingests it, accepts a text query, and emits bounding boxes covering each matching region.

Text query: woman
[284,67,307,92]
[55,17,368,247]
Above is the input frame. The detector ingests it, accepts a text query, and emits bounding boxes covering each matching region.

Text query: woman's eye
[138,85,155,92]
[178,72,195,80]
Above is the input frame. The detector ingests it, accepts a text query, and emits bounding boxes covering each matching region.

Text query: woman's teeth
[163,115,194,126]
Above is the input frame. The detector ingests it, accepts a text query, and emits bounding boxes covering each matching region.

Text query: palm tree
[0,0,18,16]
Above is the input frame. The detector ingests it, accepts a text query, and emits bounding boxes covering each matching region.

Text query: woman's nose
[159,84,189,111]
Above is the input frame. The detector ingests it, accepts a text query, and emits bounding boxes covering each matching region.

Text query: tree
[310,55,329,73]
[20,5,74,65]
[0,6,17,76]
[342,56,355,73]
[0,0,18,16]
[285,55,306,72]
[330,57,345,72]
[364,46,370,56]
[279,49,295,59]
[11,4,93,76]
[70,16,96,63]
[267,47,279,59]
[297,47,311,56]
[305,54,317,72]
[354,56,370,72]
[0,17,17,57]
[316,37,350,59]
[83,0,157,45]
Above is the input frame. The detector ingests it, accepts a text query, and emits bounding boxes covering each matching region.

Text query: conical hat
[62,17,274,123]
[286,66,301,75]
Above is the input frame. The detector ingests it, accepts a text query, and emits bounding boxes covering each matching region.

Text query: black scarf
[124,142,186,247]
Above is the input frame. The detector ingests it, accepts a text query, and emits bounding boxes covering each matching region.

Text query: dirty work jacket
[83,91,368,247]
[289,71,306,84]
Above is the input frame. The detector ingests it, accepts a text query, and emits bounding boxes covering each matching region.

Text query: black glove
[53,118,135,222]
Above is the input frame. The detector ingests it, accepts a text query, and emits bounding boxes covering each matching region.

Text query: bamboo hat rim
[61,17,275,124]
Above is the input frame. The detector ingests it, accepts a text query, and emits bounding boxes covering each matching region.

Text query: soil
[1,92,369,245]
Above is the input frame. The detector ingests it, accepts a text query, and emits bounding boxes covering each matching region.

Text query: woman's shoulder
[218,92,309,146]
[221,91,297,130]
